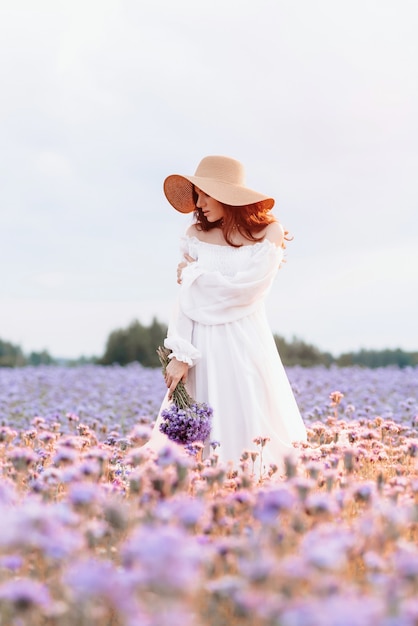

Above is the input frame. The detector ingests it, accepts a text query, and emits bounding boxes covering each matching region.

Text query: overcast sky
[1,0,417,359]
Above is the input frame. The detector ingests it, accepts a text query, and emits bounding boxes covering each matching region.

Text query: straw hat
[163,155,275,214]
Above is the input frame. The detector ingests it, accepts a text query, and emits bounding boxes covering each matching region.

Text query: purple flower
[0,554,23,572]
[363,551,386,572]
[254,487,295,523]
[7,447,38,470]
[238,554,276,583]
[280,594,384,626]
[301,524,356,571]
[0,578,52,612]
[305,492,339,516]
[64,558,120,598]
[205,575,245,597]
[159,402,212,445]
[0,426,17,443]
[0,501,83,559]
[122,524,207,593]
[0,479,17,505]
[155,444,192,468]
[155,495,206,527]
[64,557,146,624]
[77,458,102,477]
[352,481,376,504]
[128,424,153,445]
[52,447,78,465]
[392,545,418,581]
[407,439,418,457]
[68,482,98,507]
[280,554,311,580]
[157,346,213,446]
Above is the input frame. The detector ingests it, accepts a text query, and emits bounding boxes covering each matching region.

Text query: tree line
[100,318,166,368]
[1,319,417,368]
[273,336,418,368]
[0,339,54,368]
[99,320,418,368]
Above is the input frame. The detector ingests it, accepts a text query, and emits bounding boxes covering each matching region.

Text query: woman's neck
[190,224,266,247]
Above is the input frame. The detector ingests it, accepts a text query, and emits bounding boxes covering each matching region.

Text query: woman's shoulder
[184,224,225,245]
[185,221,284,247]
[263,221,284,247]
[185,224,200,238]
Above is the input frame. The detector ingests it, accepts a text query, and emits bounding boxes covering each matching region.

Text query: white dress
[147,235,307,468]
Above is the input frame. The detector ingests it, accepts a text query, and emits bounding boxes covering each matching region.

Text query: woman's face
[195,187,225,222]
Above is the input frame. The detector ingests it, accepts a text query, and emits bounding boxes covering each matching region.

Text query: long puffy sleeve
[163,298,201,366]
[179,238,283,325]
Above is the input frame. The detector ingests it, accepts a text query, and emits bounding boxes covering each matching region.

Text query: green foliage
[27,350,55,366]
[65,355,99,367]
[273,335,418,369]
[100,318,168,367]
[0,339,55,368]
[336,348,418,369]
[1,328,417,369]
[0,339,26,367]
[274,335,334,367]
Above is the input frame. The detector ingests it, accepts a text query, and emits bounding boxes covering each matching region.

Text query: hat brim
[164,174,275,214]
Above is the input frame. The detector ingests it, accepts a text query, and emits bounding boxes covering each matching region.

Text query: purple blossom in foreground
[159,402,212,445]
[0,578,52,612]
[122,524,207,593]
[0,554,23,572]
[63,557,147,626]
[280,593,384,626]
[0,364,417,625]
[253,486,296,523]
[155,494,206,527]
[301,524,357,572]
[0,500,83,559]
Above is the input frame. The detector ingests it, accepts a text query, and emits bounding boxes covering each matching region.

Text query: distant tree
[27,350,55,366]
[102,328,128,365]
[273,335,334,367]
[336,348,417,368]
[0,339,26,367]
[66,355,99,366]
[101,322,418,370]
[100,318,168,367]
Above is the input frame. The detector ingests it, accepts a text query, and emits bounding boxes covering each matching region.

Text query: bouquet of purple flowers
[157,346,213,448]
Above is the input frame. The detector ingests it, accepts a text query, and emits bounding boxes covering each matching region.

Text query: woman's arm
[163,234,201,395]
[179,241,283,325]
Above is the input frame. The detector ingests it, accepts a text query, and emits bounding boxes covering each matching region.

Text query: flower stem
[157,346,193,409]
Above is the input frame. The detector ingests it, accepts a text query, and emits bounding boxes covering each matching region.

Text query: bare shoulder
[185,223,222,244]
[264,221,284,247]
[185,223,199,238]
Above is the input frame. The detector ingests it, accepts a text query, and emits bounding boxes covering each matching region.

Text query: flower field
[0,364,417,626]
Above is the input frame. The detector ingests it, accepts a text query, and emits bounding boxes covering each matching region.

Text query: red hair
[193,193,292,248]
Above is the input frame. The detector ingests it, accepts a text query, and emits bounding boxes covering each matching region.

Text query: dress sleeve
[163,235,201,367]
[163,298,201,366]
[179,241,283,325]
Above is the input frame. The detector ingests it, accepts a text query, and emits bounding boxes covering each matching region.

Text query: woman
[146,155,307,468]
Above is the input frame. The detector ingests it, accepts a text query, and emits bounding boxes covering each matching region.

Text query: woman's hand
[177,253,196,284]
[165,357,189,398]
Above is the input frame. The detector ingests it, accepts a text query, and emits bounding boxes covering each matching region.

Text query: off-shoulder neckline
[183,235,278,250]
